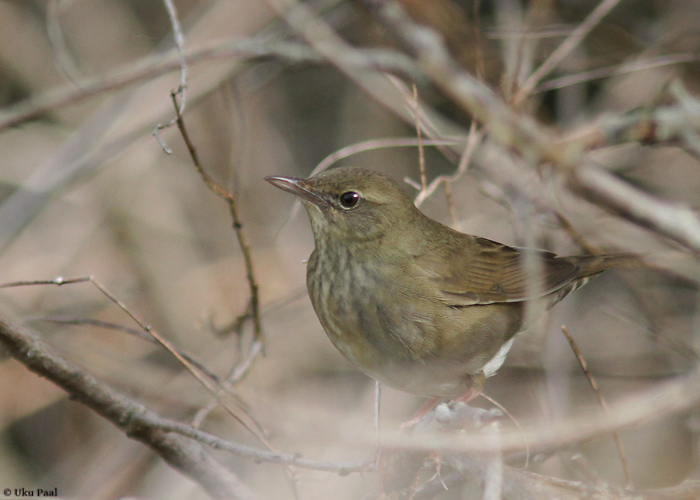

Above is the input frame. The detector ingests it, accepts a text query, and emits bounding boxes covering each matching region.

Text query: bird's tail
[566,253,640,280]
[544,253,639,307]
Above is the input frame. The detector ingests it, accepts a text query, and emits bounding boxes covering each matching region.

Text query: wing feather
[415,236,579,306]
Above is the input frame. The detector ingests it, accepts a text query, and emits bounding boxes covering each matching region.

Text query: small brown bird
[266,167,631,408]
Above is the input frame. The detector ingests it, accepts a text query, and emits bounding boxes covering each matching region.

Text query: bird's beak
[265,175,326,206]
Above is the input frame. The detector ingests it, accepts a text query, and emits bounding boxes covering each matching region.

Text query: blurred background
[1,0,700,498]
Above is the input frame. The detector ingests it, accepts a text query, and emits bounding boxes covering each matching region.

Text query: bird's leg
[400,396,442,429]
[359,381,383,474]
[401,384,483,429]
[454,386,482,404]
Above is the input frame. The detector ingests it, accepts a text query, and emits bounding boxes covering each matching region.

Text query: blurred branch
[0,314,257,500]
[356,0,554,162]
[265,0,461,142]
[566,81,700,153]
[534,53,700,94]
[169,92,313,494]
[372,356,700,456]
[0,314,365,486]
[561,326,631,488]
[351,0,700,254]
[0,275,269,444]
[153,0,189,153]
[36,315,224,383]
[380,404,700,499]
[570,161,700,253]
[46,1,82,85]
[512,0,623,105]
[0,38,416,133]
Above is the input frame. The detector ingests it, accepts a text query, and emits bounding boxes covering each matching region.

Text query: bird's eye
[339,191,360,209]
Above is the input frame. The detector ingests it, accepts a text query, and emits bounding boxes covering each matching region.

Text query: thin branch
[153,0,188,153]
[561,326,632,488]
[570,160,700,253]
[314,137,460,176]
[0,314,257,500]
[412,84,427,191]
[46,1,82,86]
[357,0,700,254]
[513,0,624,105]
[565,81,700,151]
[377,403,700,500]
[412,122,483,208]
[165,0,188,103]
[263,0,460,143]
[36,315,224,384]
[0,38,415,133]
[157,419,365,474]
[357,0,555,163]
[534,53,700,94]
[1,275,269,444]
[442,179,458,227]
[166,95,301,491]
[170,92,265,353]
[0,314,365,476]
[0,278,368,479]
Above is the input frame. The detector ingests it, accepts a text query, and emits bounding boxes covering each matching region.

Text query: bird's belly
[307,255,523,397]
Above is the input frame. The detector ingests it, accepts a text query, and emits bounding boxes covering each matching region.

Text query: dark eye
[339,191,360,209]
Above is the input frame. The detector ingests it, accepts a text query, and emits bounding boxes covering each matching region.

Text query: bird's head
[266,167,420,244]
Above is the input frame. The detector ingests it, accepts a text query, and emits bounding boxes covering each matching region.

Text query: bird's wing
[415,236,579,306]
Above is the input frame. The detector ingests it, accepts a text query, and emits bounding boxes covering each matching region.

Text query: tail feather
[548,253,638,307]
[563,253,640,280]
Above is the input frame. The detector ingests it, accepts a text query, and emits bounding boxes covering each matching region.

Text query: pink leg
[399,396,442,429]
[454,386,482,404]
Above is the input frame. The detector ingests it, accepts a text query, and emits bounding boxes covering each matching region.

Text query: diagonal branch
[0,313,367,493]
[355,0,700,254]
[513,0,624,105]
[0,314,257,500]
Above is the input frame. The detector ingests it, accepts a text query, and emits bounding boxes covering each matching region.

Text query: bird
[265,166,633,411]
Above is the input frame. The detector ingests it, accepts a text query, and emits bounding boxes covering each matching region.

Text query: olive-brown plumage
[266,167,630,399]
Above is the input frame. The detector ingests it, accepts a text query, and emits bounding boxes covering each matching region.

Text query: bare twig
[442,179,458,227]
[46,1,82,85]
[191,339,264,429]
[357,0,700,254]
[263,0,460,142]
[153,0,188,153]
[412,84,427,191]
[0,38,415,133]
[570,161,700,253]
[480,393,529,469]
[565,81,700,152]
[314,137,460,176]
[0,314,258,500]
[378,403,700,500]
[165,94,307,494]
[170,92,265,354]
[534,53,700,94]
[554,212,601,254]
[36,315,224,383]
[513,0,624,105]
[561,326,633,488]
[1,275,269,443]
[0,314,365,474]
[412,122,483,208]
[358,0,554,161]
